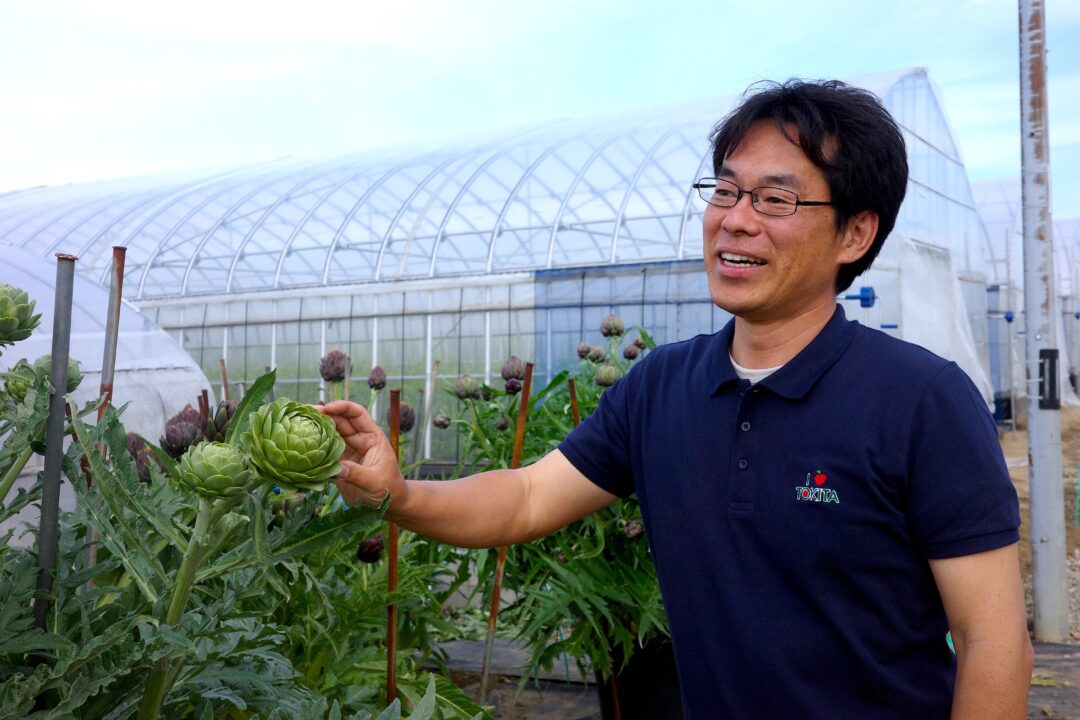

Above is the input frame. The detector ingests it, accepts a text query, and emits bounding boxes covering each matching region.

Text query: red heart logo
[814,472,827,486]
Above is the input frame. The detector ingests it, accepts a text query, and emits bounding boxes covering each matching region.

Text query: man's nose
[720,191,759,232]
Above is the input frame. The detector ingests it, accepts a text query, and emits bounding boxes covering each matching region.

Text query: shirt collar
[710,304,857,399]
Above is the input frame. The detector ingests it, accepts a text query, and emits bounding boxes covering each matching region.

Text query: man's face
[703,122,864,325]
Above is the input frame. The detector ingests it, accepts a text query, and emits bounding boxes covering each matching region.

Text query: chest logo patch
[797,469,840,504]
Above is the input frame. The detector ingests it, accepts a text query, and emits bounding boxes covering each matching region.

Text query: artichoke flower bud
[576,342,591,360]
[432,413,451,429]
[504,378,522,395]
[595,363,622,388]
[126,433,158,483]
[241,398,345,493]
[622,344,640,361]
[600,314,625,338]
[3,359,34,402]
[633,336,647,350]
[168,403,205,430]
[587,345,606,364]
[0,284,42,350]
[206,399,239,442]
[495,416,510,432]
[161,421,203,460]
[356,533,384,564]
[319,349,350,383]
[500,355,526,382]
[454,374,482,400]
[367,365,387,391]
[31,354,83,393]
[176,441,255,500]
[623,519,645,542]
[393,403,416,433]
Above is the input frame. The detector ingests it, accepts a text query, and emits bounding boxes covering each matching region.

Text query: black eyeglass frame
[692,177,835,217]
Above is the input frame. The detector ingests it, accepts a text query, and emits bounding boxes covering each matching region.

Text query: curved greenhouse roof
[1,68,988,301]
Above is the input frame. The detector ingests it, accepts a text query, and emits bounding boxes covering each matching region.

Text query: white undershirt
[730,354,783,384]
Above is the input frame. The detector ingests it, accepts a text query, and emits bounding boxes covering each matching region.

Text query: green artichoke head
[3,358,35,402]
[240,398,345,493]
[31,354,83,393]
[0,284,42,351]
[176,441,255,500]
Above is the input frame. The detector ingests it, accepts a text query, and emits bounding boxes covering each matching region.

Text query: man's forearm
[950,637,1033,719]
[386,469,536,548]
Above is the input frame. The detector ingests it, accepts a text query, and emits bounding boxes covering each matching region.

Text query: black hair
[709,79,908,293]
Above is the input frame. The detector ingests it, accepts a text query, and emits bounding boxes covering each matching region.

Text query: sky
[1,0,1078,218]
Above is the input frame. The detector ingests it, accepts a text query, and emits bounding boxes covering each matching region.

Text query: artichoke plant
[205,399,238,442]
[393,402,416,433]
[432,412,451,429]
[367,365,387,391]
[176,441,256,500]
[600,314,625,338]
[2,358,34,402]
[356,533,384,564]
[587,344,606,364]
[454,374,482,401]
[126,433,159,483]
[0,284,42,353]
[623,519,645,541]
[319,349,349,383]
[31,354,84,393]
[595,363,622,387]
[576,342,591,360]
[504,378,522,395]
[161,420,203,460]
[623,344,640,361]
[169,403,205,429]
[241,398,345,493]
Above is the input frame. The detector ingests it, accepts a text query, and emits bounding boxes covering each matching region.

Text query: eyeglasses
[692,177,835,217]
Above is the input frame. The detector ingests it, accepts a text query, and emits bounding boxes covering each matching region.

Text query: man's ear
[838,210,879,264]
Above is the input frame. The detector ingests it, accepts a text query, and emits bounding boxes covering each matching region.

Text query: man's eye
[715,188,736,199]
[760,192,794,205]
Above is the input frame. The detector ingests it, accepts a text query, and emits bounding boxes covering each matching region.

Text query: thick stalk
[138,497,214,720]
[0,446,33,506]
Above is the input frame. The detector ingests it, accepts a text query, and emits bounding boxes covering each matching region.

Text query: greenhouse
[0,67,1040,461]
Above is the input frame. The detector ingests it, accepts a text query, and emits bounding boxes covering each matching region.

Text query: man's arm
[321,400,617,547]
[929,543,1033,719]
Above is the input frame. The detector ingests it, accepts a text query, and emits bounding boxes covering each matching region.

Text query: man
[324,80,1033,718]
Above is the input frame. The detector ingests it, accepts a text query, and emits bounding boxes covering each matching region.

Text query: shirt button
[737,458,749,470]
[740,421,751,432]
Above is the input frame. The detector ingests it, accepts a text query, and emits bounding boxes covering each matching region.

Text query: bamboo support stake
[479,362,534,705]
[343,357,352,402]
[568,378,581,427]
[386,388,401,706]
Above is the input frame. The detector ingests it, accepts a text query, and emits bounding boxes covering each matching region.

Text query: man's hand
[320,400,405,509]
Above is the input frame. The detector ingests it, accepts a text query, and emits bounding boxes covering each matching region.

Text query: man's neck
[730,297,838,369]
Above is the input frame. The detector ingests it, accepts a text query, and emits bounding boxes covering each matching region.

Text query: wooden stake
[479,362,534,704]
[386,389,401,706]
[567,378,581,427]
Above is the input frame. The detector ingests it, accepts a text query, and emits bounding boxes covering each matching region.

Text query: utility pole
[1019,0,1069,641]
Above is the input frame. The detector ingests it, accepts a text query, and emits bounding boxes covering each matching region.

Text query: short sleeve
[558,369,636,498]
[906,362,1021,559]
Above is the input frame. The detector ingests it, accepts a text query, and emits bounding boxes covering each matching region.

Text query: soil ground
[446,409,1080,718]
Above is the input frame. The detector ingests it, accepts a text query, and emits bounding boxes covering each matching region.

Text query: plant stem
[0,445,33,506]
[137,497,214,720]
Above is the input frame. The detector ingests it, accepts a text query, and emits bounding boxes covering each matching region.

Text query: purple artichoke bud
[367,365,387,391]
[500,355,526,381]
[205,399,238,442]
[320,349,350,383]
[623,344,640,361]
[504,378,522,395]
[481,386,492,401]
[587,344,606,364]
[495,416,510,432]
[356,533,384,563]
[595,363,622,388]
[168,403,205,430]
[576,342,591,359]
[433,413,451,429]
[160,421,203,460]
[623,519,645,541]
[600,314,625,338]
[126,432,147,458]
[454,374,482,400]
[633,336,647,350]
[392,403,416,433]
[134,445,156,483]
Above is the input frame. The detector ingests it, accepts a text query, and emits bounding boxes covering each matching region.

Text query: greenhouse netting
[0,67,1017,463]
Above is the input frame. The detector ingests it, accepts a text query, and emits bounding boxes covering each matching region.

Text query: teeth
[721,252,766,266]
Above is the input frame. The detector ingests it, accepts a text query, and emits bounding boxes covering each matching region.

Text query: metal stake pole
[1019,0,1069,641]
[34,254,77,630]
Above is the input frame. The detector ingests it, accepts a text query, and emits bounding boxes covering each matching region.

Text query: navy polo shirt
[559,305,1020,719]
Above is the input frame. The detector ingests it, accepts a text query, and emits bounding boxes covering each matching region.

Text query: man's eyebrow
[760,173,801,189]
